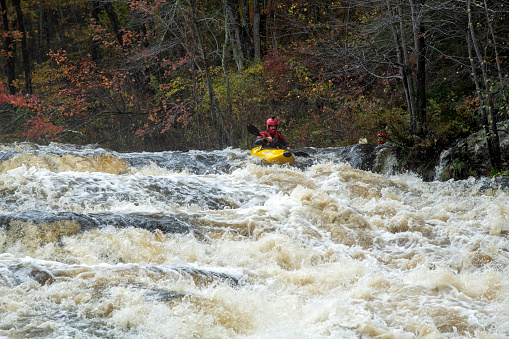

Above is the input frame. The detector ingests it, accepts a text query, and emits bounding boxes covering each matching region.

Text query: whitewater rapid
[0,143,508,338]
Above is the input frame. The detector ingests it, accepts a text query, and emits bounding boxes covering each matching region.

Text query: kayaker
[377,132,387,144]
[255,116,291,151]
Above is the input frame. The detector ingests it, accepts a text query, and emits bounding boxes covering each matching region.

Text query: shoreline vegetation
[1,0,508,180]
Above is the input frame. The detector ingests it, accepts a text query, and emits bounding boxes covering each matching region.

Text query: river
[0,143,508,338]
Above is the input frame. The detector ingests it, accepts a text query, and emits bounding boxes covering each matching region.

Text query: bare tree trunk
[12,0,31,93]
[267,1,277,50]
[91,1,102,61]
[467,0,501,170]
[1,0,16,93]
[397,1,417,135]
[190,61,208,148]
[240,0,251,60]
[225,0,244,72]
[104,1,124,47]
[222,0,233,143]
[189,2,228,147]
[253,0,261,61]
[483,0,506,104]
[386,0,416,134]
[410,0,427,137]
[38,0,42,61]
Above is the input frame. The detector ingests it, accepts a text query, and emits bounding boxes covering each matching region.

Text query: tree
[0,0,507,163]
[12,0,31,93]
[351,0,430,138]
[224,0,247,72]
[103,1,124,48]
[0,0,15,93]
[465,0,503,170]
[253,0,261,61]
[187,0,229,147]
[410,0,427,137]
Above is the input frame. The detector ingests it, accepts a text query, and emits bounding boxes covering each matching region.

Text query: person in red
[255,116,291,151]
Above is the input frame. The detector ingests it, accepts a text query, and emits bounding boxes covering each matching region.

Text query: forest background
[0,0,508,175]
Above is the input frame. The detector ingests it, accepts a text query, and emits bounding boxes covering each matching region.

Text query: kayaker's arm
[270,139,291,151]
[248,124,290,150]
[275,138,291,151]
[254,137,266,145]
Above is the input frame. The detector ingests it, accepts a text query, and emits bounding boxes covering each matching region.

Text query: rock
[434,120,509,180]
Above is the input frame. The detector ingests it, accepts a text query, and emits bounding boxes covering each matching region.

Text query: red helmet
[266,116,278,130]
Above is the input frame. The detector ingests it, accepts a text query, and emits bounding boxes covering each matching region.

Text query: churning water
[0,143,508,338]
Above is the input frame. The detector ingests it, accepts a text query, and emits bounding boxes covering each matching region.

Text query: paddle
[247,124,263,137]
[246,124,310,157]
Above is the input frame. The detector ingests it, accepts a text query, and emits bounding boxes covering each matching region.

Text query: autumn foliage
[0,83,63,142]
[0,0,507,155]
[22,116,64,142]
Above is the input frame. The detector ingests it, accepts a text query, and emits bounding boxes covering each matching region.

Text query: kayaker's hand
[286,146,291,151]
[267,136,273,142]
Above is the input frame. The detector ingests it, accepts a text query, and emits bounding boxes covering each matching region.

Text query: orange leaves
[1,30,24,42]
[0,83,40,112]
[136,99,192,136]
[48,49,68,65]
[21,115,64,142]
[48,49,129,119]
[1,77,65,143]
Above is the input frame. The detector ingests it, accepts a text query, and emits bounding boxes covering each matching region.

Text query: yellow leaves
[166,76,193,98]
[243,63,264,77]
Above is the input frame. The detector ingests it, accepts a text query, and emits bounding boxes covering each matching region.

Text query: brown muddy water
[0,143,508,338]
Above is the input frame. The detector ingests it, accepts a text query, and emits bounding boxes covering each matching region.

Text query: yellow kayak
[250,146,295,164]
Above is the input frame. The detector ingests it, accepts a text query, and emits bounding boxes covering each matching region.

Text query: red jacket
[256,130,288,149]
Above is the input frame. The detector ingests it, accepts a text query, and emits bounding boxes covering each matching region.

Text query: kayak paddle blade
[293,151,310,157]
[247,124,262,137]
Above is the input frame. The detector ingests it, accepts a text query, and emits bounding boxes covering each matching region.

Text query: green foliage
[427,97,477,141]
[448,157,476,180]
[194,63,268,147]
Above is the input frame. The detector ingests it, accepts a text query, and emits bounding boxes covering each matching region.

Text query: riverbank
[398,120,509,181]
